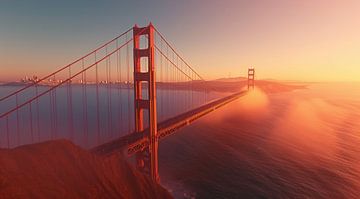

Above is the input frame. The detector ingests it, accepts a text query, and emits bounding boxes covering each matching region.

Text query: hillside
[0,140,172,199]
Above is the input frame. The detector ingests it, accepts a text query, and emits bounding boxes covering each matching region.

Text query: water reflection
[160,83,360,199]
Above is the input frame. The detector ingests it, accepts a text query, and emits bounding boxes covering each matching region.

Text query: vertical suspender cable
[82,58,88,147]
[35,85,40,142]
[15,94,20,145]
[116,39,122,137]
[126,34,131,133]
[68,66,74,141]
[6,116,10,148]
[160,38,163,121]
[106,46,111,139]
[29,103,33,143]
[109,47,113,139]
[95,51,101,144]
[49,92,53,139]
[53,75,57,138]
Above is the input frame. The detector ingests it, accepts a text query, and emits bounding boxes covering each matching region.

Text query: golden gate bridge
[0,23,255,183]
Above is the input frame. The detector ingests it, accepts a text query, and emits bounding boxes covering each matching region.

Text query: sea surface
[0,85,220,148]
[159,83,360,199]
[1,82,360,199]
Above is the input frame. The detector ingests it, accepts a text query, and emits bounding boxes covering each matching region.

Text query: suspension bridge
[0,23,255,183]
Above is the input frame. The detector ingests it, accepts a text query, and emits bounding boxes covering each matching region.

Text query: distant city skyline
[1,0,360,82]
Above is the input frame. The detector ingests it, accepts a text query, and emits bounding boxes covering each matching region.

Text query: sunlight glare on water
[160,83,360,199]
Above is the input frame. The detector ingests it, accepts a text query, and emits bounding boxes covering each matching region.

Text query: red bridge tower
[248,67,255,90]
[133,23,159,182]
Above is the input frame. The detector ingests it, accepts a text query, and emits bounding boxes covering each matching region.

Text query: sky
[0,0,359,82]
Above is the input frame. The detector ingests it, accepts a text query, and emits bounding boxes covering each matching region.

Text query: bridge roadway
[92,90,248,156]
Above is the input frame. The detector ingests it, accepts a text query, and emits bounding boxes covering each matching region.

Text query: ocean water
[159,83,360,199]
[1,83,360,198]
[0,85,219,148]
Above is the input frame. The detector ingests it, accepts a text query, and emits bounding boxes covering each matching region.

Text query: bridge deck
[92,90,248,156]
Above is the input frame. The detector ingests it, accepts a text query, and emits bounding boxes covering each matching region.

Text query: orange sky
[0,0,359,82]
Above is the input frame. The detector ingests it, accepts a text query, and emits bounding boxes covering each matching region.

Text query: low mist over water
[160,83,360,199]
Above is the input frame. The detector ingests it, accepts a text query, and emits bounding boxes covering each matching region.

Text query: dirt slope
[0,140,172,199]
